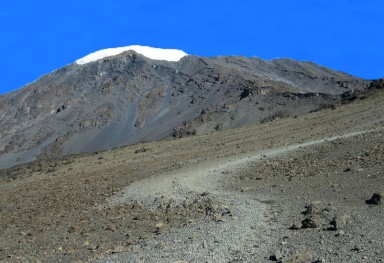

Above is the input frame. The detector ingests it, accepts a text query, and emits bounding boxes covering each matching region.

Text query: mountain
[1,83,383,262]
[0,46,369,169]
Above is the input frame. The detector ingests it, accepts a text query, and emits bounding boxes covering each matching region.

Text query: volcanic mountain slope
[0,83,383,263]
[0,47,368,168]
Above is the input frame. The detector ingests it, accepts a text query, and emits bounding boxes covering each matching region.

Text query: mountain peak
[0,54,369,169]
[75,45,188,65]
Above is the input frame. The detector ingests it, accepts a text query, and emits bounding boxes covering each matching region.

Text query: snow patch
[75,45,188,65]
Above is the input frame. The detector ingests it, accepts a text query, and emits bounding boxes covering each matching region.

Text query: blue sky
[0,1,383,94]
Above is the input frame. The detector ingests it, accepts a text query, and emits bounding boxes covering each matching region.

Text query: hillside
[0,48,368,169]
[0,85,383,262]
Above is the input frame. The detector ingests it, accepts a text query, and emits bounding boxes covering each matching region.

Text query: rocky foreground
[0,88,383,262]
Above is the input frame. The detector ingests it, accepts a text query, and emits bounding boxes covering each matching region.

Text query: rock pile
[289,201,349,232]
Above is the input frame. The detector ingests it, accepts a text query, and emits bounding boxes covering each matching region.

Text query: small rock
[134,147,146,153]
[332,214,349,230]
[154,222,165,235]
[271,248,289,261]
[67,226,79,233]
[94,254,106,260]
[289,223,301,230]
[351,244,363,252]
[88,244,99,251]
[112,245,125,254]
[282,252,313,263]
[213,214,225,222]
[218,206,232,216]
[156,242,168,250]
[302,201,322,215]
[155,222,164,229]
[269,254,280,261]
[301,218,318,229]
[210,203,219,211]
[366,192,382,205]
[270,251,283,261]
[105,223,118,232]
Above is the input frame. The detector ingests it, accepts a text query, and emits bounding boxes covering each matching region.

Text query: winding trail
[104,128,376,204]
[96,128,380,262]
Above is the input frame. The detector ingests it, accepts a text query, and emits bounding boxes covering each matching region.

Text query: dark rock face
[0,51,369,168]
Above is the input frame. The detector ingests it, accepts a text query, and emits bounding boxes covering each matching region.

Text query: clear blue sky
[0,0,383,94]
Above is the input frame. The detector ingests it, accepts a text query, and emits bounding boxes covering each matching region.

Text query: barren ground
[0,90,383,263]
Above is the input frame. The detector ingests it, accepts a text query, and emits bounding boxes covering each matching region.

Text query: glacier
[75,45,188,65]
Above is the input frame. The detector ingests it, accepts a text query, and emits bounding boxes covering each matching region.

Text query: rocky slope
[0,51,369,169]
[0,87,383,263]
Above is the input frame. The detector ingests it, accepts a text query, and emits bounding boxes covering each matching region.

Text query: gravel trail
[95,128,380,263]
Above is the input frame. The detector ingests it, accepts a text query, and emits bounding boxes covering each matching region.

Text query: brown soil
[0,89,383,262]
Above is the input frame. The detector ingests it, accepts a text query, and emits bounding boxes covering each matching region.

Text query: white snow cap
[75,45,188,65]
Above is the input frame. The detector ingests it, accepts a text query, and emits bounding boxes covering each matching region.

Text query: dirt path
[103,129,377,202]
[95,128,382,263]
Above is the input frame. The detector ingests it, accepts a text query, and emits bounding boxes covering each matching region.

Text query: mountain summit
[0,48,369,169]
[75,45,188,64]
